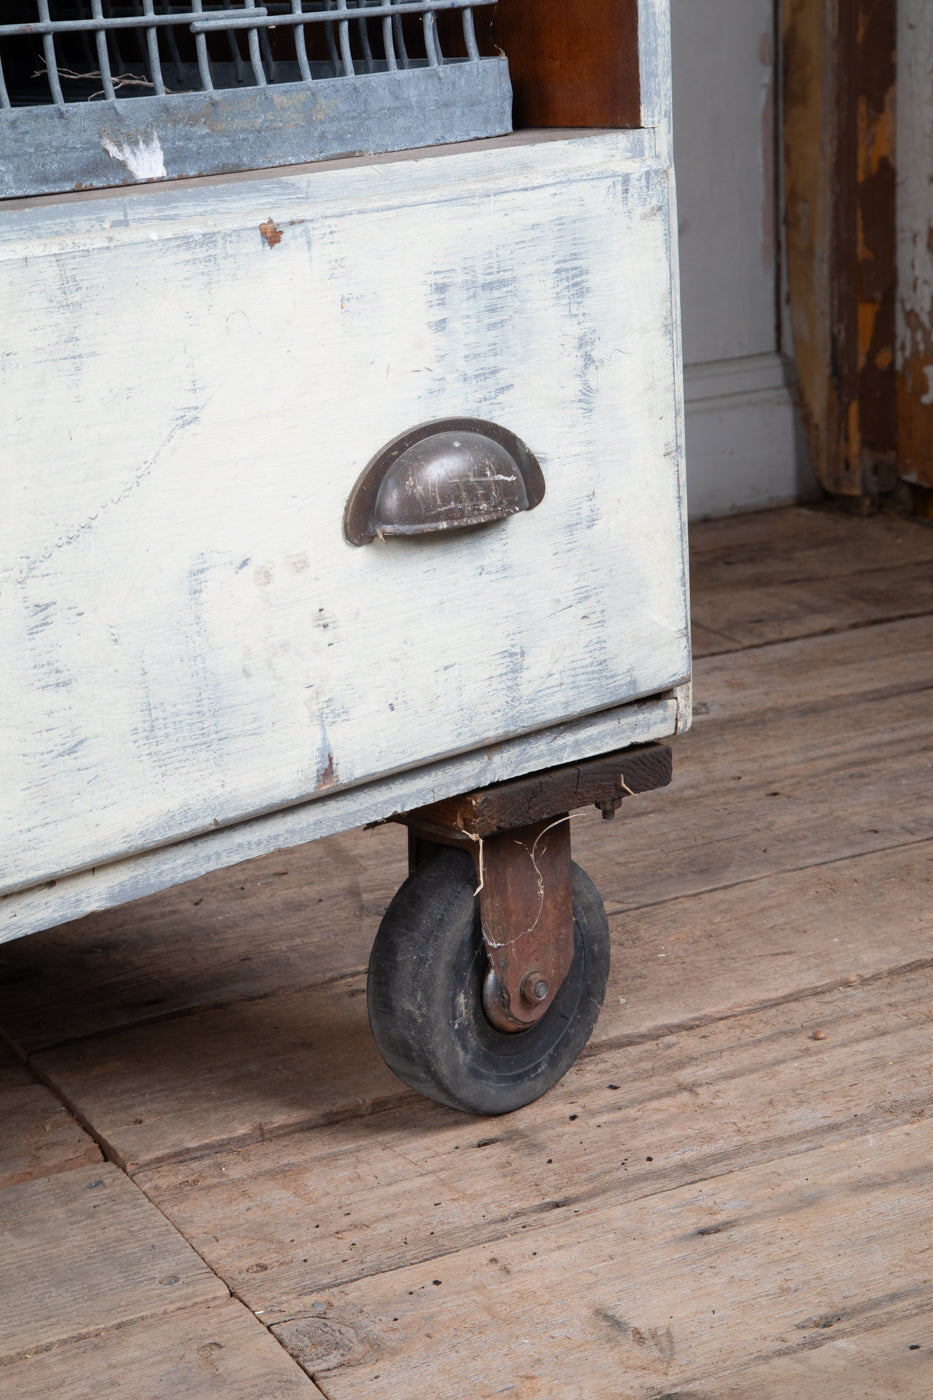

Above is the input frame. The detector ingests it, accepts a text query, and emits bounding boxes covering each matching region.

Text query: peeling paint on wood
[0,123,688,933]
[783,0,896,502]
[896,0,933,489]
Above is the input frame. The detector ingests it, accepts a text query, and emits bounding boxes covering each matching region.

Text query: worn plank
[0,1056,100,1189]
[3,612,929,1056]
[135,966,933,1311]
[269,1119,933,1398]
[664,1312,932,1399]
[598,842,933,1043]
[32,979,408,1173]
[691,503,933,573]
[691,508,933,652]
[692,559,933,651]
[29,841,933,1172]
[0,1163,227,1362]
[0,1298,319,1400]
[490,0,641,128]
[576,712,933,913]
[691,614,933,727]
[0,824,406,1054]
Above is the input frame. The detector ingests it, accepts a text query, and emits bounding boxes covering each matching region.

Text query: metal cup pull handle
[343,418,546,546]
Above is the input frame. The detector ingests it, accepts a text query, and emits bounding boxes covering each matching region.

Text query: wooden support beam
[896,0,933,502]
[400,744,672,840]
[783,0,896,506]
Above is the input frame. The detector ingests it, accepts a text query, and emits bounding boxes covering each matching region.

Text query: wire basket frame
[0,2,511,197]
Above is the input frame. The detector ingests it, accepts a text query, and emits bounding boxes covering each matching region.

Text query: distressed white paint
[1,129,689,920]
[100,133,168,182]
[1,687,690,942]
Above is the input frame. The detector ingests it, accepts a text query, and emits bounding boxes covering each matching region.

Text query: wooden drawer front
[0,134,688,891]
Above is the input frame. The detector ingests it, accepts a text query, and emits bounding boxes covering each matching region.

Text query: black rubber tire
[366,846,610,1115]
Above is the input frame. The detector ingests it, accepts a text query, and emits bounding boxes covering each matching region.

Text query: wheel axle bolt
[521,973,549,1006]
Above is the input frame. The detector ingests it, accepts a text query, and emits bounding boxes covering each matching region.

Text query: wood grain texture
[0,1299,319,1400]
[136,967,933,1310]
[269,1120,932,1397]
[2,505,932,1392]
[0,1163,227,1363]
[29,840,933,1175]
[0,824,406,1054]
[0,1058,101,1189]
[690,507,933,650]
[783,0,896,502]
[490,0,641,128]
[32,980,409,1173]
[0,131,688,904]
[664,1313,931,1399]
[405,745,672,837]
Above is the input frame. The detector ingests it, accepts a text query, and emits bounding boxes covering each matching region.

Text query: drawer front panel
[0,135,689,890]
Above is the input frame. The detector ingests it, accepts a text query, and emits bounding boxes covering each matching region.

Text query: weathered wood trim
[896,0,933,493]
[0,692,684,943]
[782,0,896,503]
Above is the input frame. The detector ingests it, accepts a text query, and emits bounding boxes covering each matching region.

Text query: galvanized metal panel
[0,59,512,198]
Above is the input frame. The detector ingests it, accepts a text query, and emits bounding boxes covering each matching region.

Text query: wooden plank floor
[1,504,931,1398]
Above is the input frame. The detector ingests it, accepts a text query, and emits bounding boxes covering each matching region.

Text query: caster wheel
[367,846,610,1115]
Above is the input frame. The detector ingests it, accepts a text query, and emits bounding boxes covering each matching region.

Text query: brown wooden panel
[783,0,896,504]
[284,1120,932,1396]
[487,0,641,129]
[403,745,672,838]
[0,1163,227,1362]
[32,839,933,1174]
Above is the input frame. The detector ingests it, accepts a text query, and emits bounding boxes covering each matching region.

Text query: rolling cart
[0,0,690,1114]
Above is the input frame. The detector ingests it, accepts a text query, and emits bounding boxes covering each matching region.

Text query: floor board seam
[692,605,933,658]
[584,955,933,1055]
[603,833,933,915]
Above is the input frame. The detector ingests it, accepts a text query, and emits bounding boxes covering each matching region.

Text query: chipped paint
[0,128,688,934]
[260,220,284,250]
[783,0,895,499]
[100,132,167,182]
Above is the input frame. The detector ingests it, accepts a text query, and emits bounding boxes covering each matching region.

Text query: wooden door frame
[782,0,897,507]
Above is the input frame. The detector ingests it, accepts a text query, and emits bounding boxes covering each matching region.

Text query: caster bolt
[521,973,550,1006]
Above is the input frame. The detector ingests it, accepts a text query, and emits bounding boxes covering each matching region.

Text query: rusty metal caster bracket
[396,743,672,1032]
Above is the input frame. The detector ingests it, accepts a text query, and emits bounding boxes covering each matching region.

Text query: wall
[670,0,816,517]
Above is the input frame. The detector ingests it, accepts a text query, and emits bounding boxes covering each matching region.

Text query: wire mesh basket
[0,2,511,197]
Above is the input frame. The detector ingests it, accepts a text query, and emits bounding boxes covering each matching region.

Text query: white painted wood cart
[0,0,689,1113]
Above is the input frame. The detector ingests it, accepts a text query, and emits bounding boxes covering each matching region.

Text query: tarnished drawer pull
[343,418,545,546]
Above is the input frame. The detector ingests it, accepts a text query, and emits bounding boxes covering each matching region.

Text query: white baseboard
[682,352,819,519]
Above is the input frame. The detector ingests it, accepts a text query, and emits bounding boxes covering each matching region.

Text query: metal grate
[0,2,511,197]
